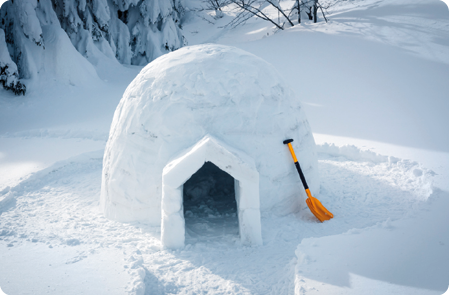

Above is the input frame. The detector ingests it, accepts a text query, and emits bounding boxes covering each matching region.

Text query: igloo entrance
[161,135,263,249]
[183,161,239,243]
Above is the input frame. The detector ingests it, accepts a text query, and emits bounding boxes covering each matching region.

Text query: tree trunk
[297,0,301,23]
[313,0,318,23]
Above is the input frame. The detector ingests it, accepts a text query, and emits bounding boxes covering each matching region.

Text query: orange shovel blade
[306,197,333,222]
[305,190,333,222]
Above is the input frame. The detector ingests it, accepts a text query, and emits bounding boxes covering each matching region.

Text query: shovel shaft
[284,140,309,190]
[294,158,309,190]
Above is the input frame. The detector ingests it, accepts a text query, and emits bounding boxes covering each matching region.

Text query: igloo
[100,44,319,248]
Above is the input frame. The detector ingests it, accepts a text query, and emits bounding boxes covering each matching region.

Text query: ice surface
[101,44,319,228]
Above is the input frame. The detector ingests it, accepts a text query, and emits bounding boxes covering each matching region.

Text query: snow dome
[101,44,319,248]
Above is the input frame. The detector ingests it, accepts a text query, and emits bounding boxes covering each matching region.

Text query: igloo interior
[183,161,239,243]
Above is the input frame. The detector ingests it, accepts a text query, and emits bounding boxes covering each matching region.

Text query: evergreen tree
[0,29,26,95]
[0,0,186,94]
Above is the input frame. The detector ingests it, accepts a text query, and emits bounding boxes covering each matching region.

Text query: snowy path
[0,143,438,294]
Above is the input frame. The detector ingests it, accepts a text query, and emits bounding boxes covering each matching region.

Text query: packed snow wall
[101,44,319,225]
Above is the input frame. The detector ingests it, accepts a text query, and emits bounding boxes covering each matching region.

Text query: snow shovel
[283,139,333,222]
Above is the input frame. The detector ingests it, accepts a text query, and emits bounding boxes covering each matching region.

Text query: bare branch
[318,3,328,22]
[265,0,294,26]
[223,0,334,30]
[229,0,285,29]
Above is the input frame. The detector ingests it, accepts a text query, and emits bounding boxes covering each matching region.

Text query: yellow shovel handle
[286,142,298,163]
[283,139,310,191]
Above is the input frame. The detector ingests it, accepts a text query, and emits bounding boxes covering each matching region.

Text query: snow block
[161,210,185,249]
[101,44,319,246]
[161,185,183,215]
[238,208,263,246]
[235,179,260,210]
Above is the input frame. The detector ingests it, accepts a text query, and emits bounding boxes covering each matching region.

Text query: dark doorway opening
[183,161,239,244]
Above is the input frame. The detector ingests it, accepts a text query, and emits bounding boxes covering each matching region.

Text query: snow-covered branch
[0,29,26,95]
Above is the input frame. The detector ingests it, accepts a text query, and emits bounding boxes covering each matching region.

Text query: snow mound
[9,23,99,86]
[101,44,318,226]
[40,25,99,86]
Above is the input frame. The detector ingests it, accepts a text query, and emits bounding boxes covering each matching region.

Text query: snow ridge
[317,143,434,201]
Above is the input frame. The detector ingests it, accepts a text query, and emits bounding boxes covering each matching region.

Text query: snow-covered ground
[1,0,449,294]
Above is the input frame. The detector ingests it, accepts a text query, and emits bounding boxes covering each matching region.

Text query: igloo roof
[101,44,319,224]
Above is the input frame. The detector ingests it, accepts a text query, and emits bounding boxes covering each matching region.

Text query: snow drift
[100,44,319,245]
